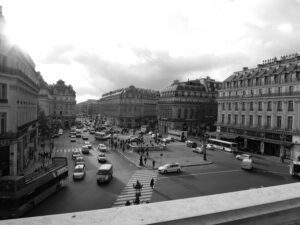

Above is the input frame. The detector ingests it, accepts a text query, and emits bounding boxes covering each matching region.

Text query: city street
[23,130,300,218]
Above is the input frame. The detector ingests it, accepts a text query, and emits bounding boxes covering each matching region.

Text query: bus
[168,129,187,142]
[95,131,108,141]
[208,138,237,152]
[0,157,68,219]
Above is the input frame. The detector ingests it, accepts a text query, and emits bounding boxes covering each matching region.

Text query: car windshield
[97,170,109,175]
[74,168,83,173]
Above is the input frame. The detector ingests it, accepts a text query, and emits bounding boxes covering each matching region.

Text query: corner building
[0,7,39,176]
[216,54,300,159]
[158,77,221,136]
[99,85,159,128]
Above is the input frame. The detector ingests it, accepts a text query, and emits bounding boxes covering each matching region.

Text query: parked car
[72,150,81,160]
[192,146,203,154]
[241,158,253,170]
[158,163,182,174]
[84,141,92,149]
[82,145,89,154]
[75,156,85,167]
[186,140,197,148]
[70,135,76,142]
[97,153,107,163]
[73,165,85,180]
[98,144,108,152]
[236,154,252,160]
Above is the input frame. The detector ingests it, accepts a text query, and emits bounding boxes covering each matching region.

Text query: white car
[71,135,76,142]
[241,158,253,170]
[192,146,203,154]
[98,144,108,152]
[165,136,175,142]
[151,134,156,138]
[97,153,107,163]
[158,163,182,174]
[236,154,251,160]
[72,150,81,160]
[84,141,92,149]
[73,165,85,180]
[206,143,214,150]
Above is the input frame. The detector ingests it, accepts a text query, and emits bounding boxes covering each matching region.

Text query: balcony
[5,183,300,225]
[217,91,300,100]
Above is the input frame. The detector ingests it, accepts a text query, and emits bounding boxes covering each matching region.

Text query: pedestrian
[114,142,117,150]
[152,160,155,170]
[150,178,154,189]
[144,157,147,165]
[122,145,125,153]
[146,149,149,157]
[125,200,131,206]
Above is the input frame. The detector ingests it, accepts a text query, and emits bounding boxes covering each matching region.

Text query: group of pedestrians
[38,151,51,161]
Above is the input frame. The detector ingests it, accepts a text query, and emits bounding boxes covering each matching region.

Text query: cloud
[40,45,75,64]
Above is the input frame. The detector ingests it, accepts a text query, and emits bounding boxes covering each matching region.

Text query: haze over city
[1,0,300,102]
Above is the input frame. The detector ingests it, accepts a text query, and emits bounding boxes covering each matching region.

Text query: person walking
[144,157,147,165]
[150,178,155,189]
[152,160,156,170]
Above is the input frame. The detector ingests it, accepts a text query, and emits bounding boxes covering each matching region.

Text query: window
[228,115,231,124]
[228,103,231,110]
[267,116,271,128]
[289,86,294,93]
[0,112,6,134]
[249,115,253,126]
[190,109,193,119]
[268,88,271,94]
[276,116,282,129]
[178,108,181,118]
[258,102,262,111]
[250,90,254,96]
[278,87,281,94]
[250,102,253,111]
[242,102,245,111]
[0,55,7,72]
[184,109,188,119]
[222,114,225,123]
[288,101,293,111]
[267,101,272,111]
[258,116,262,127]
[277,101,282,111]
[234,115,238,124]
[242,115,245,125]
[222,103,225,110]
[0,83,7,101]
[235,102,238,111]
[287,116,293,130]
[259,89,262,95]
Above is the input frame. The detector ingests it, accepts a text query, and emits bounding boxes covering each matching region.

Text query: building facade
[216,54,300,159]
[99,85,159,128]
[76,99,98,118]
[158,77,221,136]
[0,6,40,176]
[48,80,76,129]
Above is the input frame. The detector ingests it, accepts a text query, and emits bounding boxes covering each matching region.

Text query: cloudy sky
[1,0,300,102]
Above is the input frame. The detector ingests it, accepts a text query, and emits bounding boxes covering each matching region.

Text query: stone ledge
[3,183,300,225]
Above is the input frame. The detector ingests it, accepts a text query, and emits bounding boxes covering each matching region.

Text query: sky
[1,0,300,103]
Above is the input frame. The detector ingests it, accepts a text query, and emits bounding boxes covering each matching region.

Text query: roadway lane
[24,130,137,218]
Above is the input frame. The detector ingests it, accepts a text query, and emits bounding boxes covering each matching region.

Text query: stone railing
[5,182,300,225]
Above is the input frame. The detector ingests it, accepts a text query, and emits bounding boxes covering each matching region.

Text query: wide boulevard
[24,130,299,218]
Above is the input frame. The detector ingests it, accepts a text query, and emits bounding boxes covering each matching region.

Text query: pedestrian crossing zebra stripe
[112,170,157,207]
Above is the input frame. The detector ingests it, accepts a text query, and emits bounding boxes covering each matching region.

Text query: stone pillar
[244,138,248,149]
[9,142,18,176]
[260,141,265,155]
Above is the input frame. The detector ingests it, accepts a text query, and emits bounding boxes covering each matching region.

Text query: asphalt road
[24,131,136,217]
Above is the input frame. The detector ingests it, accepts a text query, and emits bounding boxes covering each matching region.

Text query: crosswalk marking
[54,147,99,154]
[112,170,158,207]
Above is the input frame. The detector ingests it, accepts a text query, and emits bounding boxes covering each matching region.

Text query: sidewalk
[117,143,213,170]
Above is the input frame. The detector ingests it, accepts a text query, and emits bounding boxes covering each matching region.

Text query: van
[97,164,113,184]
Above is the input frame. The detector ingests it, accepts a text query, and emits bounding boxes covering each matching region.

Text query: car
[186,140,197,148]
[71,135,76,142]
[82,145,89,154]
[161,138,170,144]
[130,137,140,143]
[158,163,182,174]
[241,158,253,170]
[76,133,81,138]
[84,141,92,149]
[72,150,81,160]
[83,128,87,132]
[98,144,108,152]
[82,135,89,140]
[206,143,214,150]
[75,156,85,167]
[73,165,85,180]
[192,146,203,154]
[148,131,153,135]
[236,154,252,160]
[151,134,156,138]
[89,129,95,134]
[165,136,175,142]
[97,153,107,163]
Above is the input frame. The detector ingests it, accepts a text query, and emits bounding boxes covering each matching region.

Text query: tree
[38,110,50,140]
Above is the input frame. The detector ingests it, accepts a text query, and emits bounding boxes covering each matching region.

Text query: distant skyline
[1,0,300,103]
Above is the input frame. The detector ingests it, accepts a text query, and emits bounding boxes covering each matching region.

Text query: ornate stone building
[99,85,159,128]
[216,54,300,159]
[0,6,40,176]
[48,80,76,129]
[158,77,221,136]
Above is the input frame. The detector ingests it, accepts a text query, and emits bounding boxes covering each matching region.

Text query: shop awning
[220,133,240,140]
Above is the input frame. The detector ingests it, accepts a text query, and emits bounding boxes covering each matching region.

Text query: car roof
[98,164,112,170]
